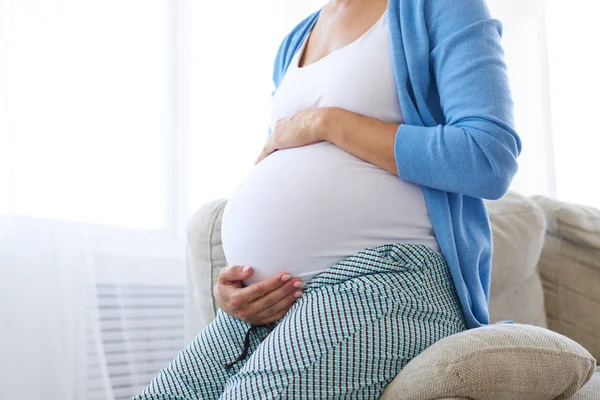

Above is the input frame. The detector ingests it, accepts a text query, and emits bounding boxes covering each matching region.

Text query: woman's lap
[134,243,466,400]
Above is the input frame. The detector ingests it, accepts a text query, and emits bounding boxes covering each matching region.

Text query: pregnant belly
[221,142,438,285]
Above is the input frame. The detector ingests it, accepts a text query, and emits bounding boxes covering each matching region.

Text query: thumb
[220,265,253,284]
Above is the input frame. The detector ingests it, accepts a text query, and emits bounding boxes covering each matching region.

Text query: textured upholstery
[574,368,600,400]
[184,198,227,339]
[379,324,596,400]
[485,192,547,326]
[533,196,600,361]
[534,196,600,250]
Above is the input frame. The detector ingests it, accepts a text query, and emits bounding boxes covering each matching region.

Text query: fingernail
[293,281,304,288]
[281,274,291,282]
[242,266,251,273]
[294,291,303,298]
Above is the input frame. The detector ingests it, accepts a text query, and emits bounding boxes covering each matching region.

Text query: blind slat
[89,283,185,400]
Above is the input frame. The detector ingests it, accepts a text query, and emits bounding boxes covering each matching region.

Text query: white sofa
[185,191,600,399]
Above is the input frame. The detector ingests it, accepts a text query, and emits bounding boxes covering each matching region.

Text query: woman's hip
[303,244,464,319]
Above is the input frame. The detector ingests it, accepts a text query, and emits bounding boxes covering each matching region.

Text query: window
[0,2,187,398]
[0,0,172,229]
[546,0,600,208]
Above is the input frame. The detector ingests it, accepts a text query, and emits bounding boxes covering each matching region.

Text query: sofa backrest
[533,195,600,360]
[485,191,547,327]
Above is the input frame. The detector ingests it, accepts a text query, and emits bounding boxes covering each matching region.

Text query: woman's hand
[213,265,305,325]
[254,107,400,176]
[255,108,326,164]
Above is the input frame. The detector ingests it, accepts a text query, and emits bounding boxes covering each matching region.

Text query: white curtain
[0,217,109,399]
[1,0,596,399]
[0,0,186,399]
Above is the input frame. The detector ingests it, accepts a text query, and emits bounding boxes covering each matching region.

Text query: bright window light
[0,0,170,229]
[546,0,600,208]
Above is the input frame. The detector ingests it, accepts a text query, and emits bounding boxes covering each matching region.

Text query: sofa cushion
[380,324,597,400]
[570,368,600,400]
[185,198,227,340]
[485,191,547,326]
[533,196,600,361]
[534,196,600,251]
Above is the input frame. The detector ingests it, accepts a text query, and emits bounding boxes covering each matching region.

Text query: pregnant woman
[135,0,521,398]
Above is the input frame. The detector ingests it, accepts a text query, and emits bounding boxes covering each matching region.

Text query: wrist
[313,107,341,142]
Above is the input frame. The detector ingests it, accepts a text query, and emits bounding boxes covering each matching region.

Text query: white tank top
[221,10,440,285]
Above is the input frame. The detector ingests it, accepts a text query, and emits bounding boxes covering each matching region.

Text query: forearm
[317,107,519,200]
[319,107,399,176]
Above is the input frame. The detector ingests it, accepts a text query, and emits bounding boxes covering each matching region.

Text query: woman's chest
[269,11,403,131]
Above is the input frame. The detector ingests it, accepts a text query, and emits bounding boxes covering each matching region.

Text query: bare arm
[317,107,399,176]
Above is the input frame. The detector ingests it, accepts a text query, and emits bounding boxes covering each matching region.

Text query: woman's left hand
[255,108,327,164]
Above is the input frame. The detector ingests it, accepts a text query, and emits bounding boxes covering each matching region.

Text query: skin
[214,266,305,325]
[216,0,397,326]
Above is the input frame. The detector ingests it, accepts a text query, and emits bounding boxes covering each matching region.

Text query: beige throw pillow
[380,324,596,400]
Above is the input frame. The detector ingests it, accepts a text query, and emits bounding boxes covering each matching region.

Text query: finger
[236,278,300,322]
[254,149,268,165]
[255,143,275,165]
[249,278,303,312]
[253,289,303,324]
[233,272,293,305]
[218,265,253,284]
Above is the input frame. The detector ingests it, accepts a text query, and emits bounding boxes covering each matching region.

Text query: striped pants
[133,244,467,399]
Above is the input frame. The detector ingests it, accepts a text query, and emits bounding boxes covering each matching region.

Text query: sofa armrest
[184,199,228,342]
[532,196,600,360]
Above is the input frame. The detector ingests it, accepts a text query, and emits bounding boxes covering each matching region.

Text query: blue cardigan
[270,0,522,329]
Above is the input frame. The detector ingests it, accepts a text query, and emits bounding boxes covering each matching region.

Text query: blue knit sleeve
[394,0,522,200]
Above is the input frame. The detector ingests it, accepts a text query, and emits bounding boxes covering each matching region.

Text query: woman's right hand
[213,266,305,325]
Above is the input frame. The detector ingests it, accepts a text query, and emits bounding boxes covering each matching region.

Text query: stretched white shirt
[221,10,439,285]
